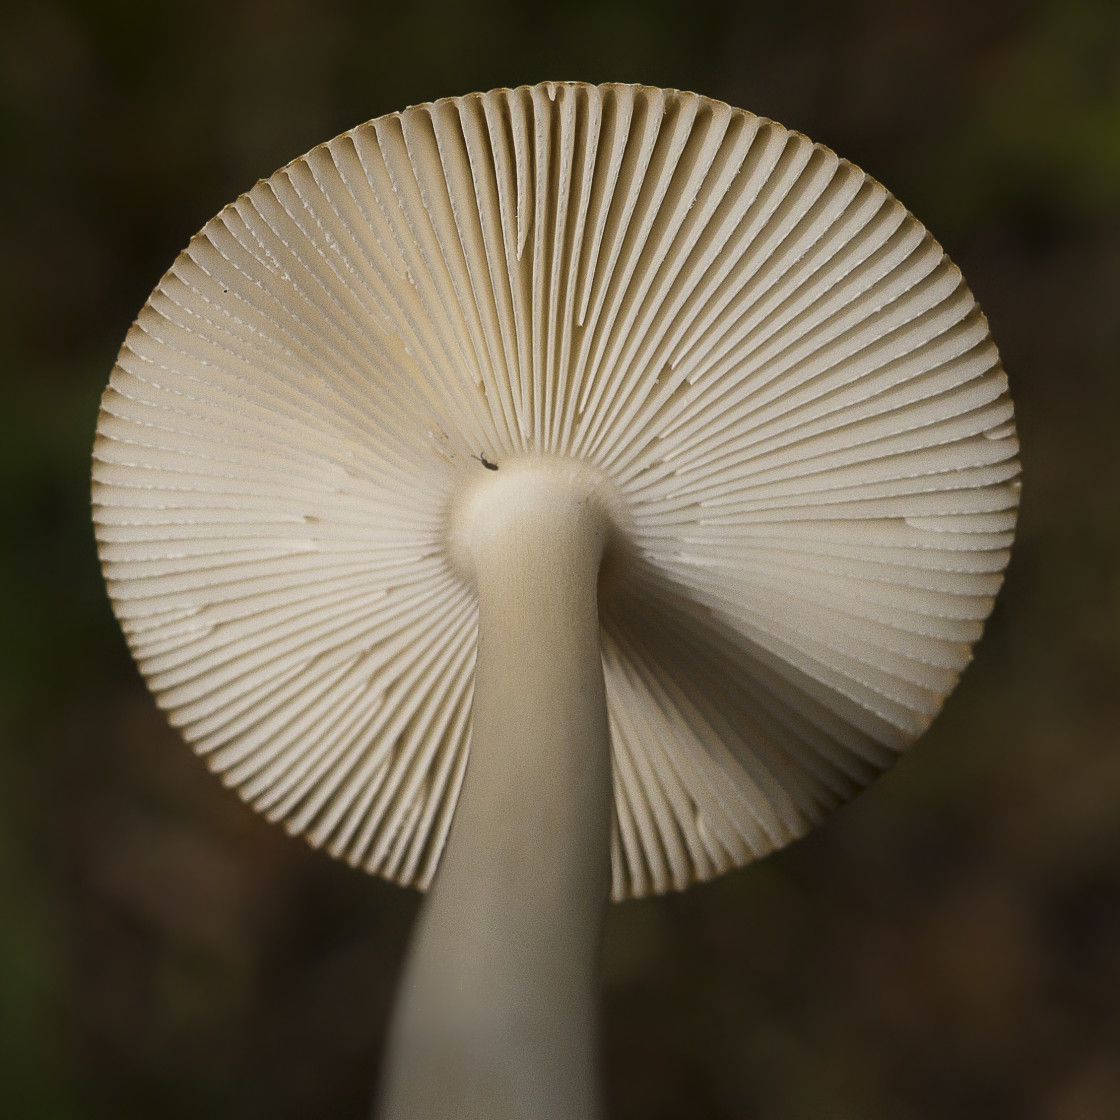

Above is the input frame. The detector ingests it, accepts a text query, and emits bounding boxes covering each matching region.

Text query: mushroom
[92,82,1020,1119]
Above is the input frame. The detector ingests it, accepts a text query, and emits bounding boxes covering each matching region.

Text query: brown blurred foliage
[1,0,1118,1117]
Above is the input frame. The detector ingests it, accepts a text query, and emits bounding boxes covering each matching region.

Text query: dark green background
[2,0,1119,1116]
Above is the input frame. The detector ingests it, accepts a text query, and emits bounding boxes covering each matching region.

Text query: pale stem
[376,464,614,1120]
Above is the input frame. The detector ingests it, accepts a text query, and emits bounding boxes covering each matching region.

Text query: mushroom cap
[93,82,1019,900]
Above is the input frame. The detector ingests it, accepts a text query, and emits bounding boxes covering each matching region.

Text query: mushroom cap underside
[93,82,1020,900]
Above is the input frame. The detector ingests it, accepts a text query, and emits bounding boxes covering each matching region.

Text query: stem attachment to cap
[378,458,618,1120]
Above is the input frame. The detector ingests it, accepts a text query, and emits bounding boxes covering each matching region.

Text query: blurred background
[2,0,1118,1117]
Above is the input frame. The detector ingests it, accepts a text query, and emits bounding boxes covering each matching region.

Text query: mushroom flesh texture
[92,83,1020,1120]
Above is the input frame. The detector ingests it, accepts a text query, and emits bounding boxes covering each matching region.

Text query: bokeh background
[2,0,1119,1117]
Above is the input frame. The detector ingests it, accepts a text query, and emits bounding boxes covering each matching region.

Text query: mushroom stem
[378,461,615,1120]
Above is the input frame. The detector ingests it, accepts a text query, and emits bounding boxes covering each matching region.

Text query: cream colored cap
[93,82,1019,899]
